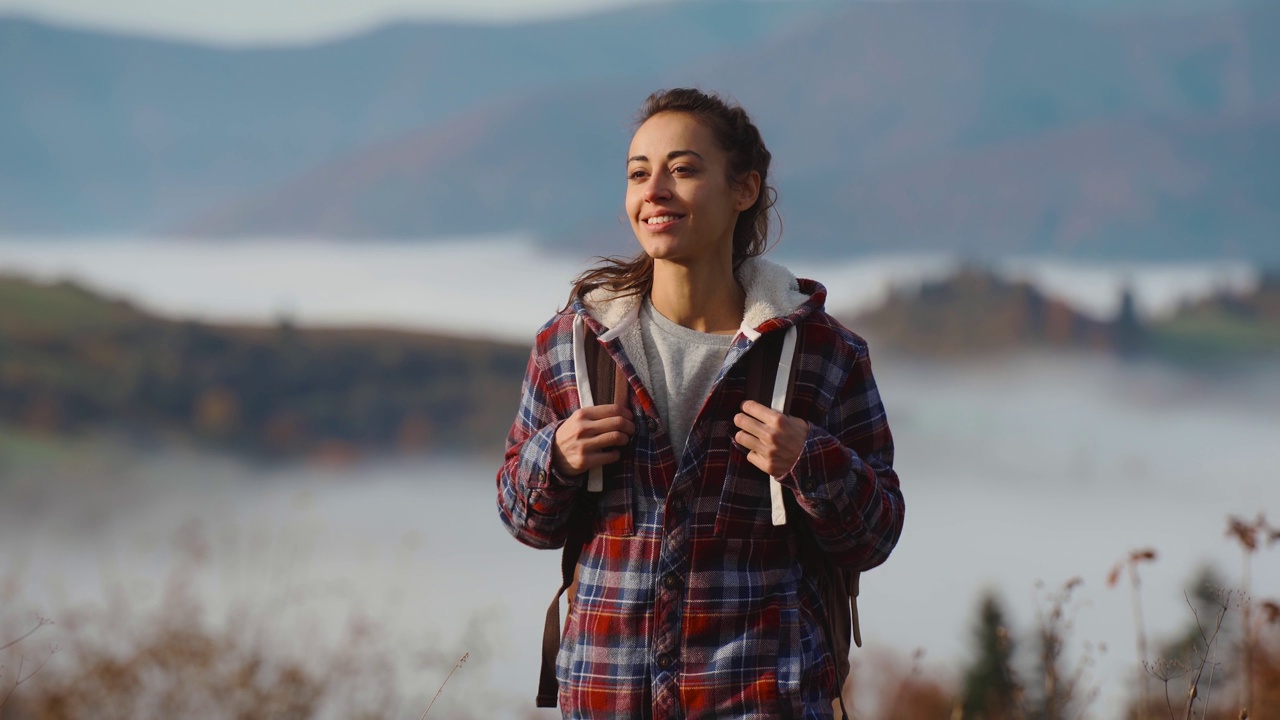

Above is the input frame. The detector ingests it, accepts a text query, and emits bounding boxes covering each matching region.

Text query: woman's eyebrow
[627,150,705,164]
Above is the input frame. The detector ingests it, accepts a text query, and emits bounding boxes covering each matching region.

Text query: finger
[733,411,770,438]
[582,431,631,451]
[578,404,633,421]
[585,414,636,437]
[579,449,622,470]
[734,429,765,455]
[740,400,782,424]
[743,449,771,476]
[579,420,634,443]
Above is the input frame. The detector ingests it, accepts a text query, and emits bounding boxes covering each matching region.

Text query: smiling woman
[495,88,906,720]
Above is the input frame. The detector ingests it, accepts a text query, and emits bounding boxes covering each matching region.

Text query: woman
[497,88,904,720]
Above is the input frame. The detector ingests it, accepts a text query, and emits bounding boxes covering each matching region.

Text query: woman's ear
[734,171,761,211]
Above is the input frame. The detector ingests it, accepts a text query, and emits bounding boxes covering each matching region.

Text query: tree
[962,592,1022,720]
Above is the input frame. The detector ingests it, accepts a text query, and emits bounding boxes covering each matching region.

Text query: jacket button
[656,653,674,670]
[670,497,686,514]
[800,478,817,493]
[646,417,659,434]
[662,573,681,590]
[537,469,547,483]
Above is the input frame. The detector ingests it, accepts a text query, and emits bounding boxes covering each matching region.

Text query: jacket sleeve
[780,340,905,570]
[496,343,584,550]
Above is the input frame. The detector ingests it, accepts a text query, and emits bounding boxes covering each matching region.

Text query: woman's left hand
[733,400,810,478]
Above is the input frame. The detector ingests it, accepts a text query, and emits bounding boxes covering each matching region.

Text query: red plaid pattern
[497,279,905,719]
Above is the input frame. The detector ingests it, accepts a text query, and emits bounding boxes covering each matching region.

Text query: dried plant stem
[0,617,52,653]
[421,651,469,720]
[0,649,54,711]
[1202,648,1218,718]
[1240,557,1252,714]
[1129,564,1151,720]
[1180,591,1228,720]
[0,617,55,712]
[1162,673,1176,720]
[1225,513,1278,715]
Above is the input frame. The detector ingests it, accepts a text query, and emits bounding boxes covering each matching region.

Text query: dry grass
[4,510,1277,720]
[0,595,399,720]
[846,511,1278,720]
[0,557,478,720]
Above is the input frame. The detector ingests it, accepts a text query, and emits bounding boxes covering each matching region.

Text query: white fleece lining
[582,257,808,336]
[572,314,604,493]
[577,257,810,502]
[768,325,798,526]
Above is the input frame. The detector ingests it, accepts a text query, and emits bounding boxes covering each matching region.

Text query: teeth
[646,215,678,225]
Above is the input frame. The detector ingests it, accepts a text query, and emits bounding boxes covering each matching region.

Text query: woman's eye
[672,165,695,175]
[628,169,647,180]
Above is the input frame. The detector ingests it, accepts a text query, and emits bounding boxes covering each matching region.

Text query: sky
[0,0,656,44]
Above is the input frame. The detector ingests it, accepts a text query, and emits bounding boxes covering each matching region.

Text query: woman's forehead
[628,112,719,159]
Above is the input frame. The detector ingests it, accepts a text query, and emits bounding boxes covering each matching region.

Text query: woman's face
[625,112,759,267]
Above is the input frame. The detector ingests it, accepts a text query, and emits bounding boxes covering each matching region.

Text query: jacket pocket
[713,444,786,539]
[591,459,635,537]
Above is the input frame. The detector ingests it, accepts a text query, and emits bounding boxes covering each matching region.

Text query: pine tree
[962,592,1021,720]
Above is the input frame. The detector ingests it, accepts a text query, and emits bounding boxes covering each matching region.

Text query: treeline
[851,267,1280,365]
[3,267,1278,458]
[0,275,528,459]
[865,515,1280,720]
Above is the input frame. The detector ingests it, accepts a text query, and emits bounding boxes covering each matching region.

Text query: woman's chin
[634,236,685,261]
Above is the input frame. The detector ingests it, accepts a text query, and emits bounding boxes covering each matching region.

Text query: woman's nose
[643,174,672,202]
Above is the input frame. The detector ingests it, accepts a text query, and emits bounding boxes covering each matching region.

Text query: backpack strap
[742,325,798,525]
[537,315,626,708]
[572,314,627,492]
[748,326,861,720]
[536,495,591,707]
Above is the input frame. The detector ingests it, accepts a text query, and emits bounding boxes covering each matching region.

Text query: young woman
[497,88,905,720]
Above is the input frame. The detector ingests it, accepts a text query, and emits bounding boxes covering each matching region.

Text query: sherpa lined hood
[574,256,824,342]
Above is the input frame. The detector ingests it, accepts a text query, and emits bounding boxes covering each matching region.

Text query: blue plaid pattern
[497,279,905,719]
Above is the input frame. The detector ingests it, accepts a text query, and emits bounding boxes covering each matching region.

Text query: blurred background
[1,0,1278,717]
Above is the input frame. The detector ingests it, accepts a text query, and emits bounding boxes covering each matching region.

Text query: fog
[0,237,1259,342]
[1,238,1276,717]
[3,355,1277,718]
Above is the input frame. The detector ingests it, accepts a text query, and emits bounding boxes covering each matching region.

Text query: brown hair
[565,88,778,309]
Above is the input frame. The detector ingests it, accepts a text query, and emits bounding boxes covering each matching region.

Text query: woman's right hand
[552,404,636,478]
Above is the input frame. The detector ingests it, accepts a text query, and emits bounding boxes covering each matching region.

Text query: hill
[0,274,529,459]
[846,265,1280,365]
[4,1,1279,262]
[0,2,828,234]
[1143,270,1280,362]
[2,264,1276,458]
[846,266,1131,357]
[178,1,1280,262]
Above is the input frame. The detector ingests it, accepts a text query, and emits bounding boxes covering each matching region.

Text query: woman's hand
[733,400,809,478]
[552,404,636,478]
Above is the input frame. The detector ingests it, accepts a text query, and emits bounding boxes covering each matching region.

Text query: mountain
[845,266,1128,357]
[0,273,529,457]
[844,264,1280,364]
[0,2,830,233]
[4,0,1278,262]
[181,1,1280,262]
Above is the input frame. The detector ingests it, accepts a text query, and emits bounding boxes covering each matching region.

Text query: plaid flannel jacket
[497,268,904,720]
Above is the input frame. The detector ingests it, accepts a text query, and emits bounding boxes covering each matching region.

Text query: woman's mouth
[643,214,684,230]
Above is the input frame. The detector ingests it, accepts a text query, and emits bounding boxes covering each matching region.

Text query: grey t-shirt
[638,299,735,460]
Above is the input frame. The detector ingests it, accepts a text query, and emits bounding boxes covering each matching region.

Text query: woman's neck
[649,258,745,335]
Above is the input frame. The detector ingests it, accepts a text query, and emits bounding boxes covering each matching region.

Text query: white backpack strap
[769,325,799,526]
[571,314,603,493]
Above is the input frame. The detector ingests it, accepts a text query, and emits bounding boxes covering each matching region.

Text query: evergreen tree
[962,592,1021,720]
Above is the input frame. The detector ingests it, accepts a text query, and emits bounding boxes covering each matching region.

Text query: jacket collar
[572,257,826,342]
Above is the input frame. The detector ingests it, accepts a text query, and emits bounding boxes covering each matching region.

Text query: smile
[644,215,684,226]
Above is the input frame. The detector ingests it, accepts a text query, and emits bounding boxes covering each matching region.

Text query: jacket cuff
[526,420,585,492]
[782,424,856,502]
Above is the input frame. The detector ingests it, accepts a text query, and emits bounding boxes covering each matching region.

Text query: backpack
[537,318,862,718]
